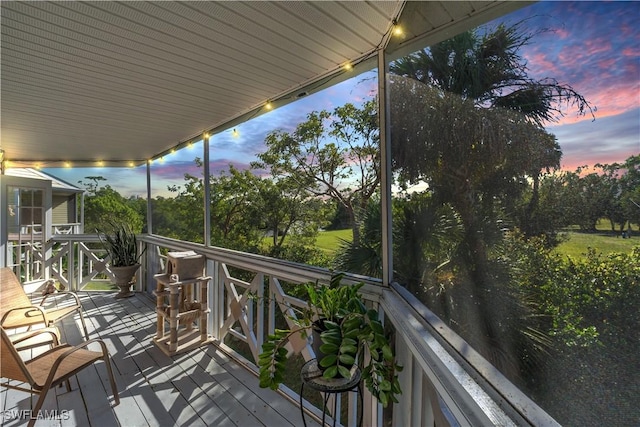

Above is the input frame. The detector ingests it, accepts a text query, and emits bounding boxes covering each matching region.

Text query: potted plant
[258,273,402,407]
[98,222,145,299]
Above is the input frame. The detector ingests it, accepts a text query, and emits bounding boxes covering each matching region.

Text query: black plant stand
[300,359,362,427]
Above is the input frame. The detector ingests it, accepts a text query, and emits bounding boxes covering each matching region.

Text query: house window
[6,186,46,280]
[7,187,44,236]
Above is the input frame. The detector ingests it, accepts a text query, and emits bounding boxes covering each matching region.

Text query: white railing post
[256,273,265,351]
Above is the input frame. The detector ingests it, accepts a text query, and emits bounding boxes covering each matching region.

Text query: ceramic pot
[111,263,140,299]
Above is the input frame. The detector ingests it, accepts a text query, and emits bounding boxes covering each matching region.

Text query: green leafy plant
[97,222,145,267]
[258,273,402,407]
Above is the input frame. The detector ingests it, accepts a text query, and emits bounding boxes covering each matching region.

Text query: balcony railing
[25,233,560,427]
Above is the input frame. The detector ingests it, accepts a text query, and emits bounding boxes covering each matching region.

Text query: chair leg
[78,310,90,340]
[28,388,50,427]
[103,354,120,405]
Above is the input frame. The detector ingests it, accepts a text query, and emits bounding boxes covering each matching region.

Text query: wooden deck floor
[1,292,318,427]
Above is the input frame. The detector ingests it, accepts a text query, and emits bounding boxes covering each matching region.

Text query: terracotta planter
[111,264,140,299]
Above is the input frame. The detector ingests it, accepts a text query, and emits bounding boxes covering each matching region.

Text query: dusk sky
[44,1,639,197]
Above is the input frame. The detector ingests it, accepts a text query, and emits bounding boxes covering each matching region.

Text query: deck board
[1,292,318,427]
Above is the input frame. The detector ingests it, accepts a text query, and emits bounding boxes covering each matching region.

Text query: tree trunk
[523,173,541,236]
[347,205,360,247]
[453,189,517,376]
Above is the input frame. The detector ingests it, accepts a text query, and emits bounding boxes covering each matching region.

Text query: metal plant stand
[300,359,362,427]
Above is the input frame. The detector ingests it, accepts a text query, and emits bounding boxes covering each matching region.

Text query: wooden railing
[39,233,558,427]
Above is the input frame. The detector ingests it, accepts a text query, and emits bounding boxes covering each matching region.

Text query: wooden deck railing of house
[29,233,559,427]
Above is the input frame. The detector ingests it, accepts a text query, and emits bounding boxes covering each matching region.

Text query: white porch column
[146,161,152,234]
[203,133,211,247]
[378,49,393,287]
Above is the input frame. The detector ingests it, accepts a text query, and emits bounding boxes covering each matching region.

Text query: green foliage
[252,100,380,246]
[79,177,144,233]
[97,221,145,267]
[504,233,640,348]
[258,273,402,407]
[263,241,331,268]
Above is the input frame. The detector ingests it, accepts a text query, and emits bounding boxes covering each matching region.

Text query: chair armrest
[10,329,60,347]
[1,306,48,324]
[22,279,51,295]
[40,291,82,307]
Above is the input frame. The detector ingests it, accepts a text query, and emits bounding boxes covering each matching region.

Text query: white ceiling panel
[1,1,526,168]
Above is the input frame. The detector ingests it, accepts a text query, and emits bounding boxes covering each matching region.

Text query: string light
[232,128,239,137]
[64,162,71,168]
[128,162,135,167]
[265,101,273,110]
[392,20,403,36]
[343,62,353,71]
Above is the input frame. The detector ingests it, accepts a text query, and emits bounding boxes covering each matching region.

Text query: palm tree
[390,23,592,125]
[388,22,593,376]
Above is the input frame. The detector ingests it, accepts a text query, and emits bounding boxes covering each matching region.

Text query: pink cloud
[527,51,561,76]
[582,38,612,56]
[555,28,570,40]
[597,58,616,69]
[622,46,640,57]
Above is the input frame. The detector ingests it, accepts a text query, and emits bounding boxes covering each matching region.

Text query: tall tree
[254,175,327,252]
[390,22,592,237]
[620,155,640,228]
[168,162,264,249]
[388,22,593,373]
[252,100,380,246]
[79,177,143,233]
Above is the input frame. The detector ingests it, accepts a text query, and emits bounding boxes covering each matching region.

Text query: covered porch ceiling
[1,1,528,169]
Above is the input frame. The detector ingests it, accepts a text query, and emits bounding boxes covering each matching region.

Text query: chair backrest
[0,267,33,315]
[0,327,34,385]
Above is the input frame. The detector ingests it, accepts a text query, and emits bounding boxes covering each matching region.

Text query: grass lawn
[315,226,638,260]
[315,229,351,253]
[82,281,117,291]
[554,230,638,260]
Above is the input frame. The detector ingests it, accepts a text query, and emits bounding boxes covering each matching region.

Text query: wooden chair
[0,267,89,339]
[0,327,119,427]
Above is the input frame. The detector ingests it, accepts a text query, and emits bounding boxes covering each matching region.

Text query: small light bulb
[64,162,71,168]
[232,129,239,137]
[343,62,353,71]
[128,162,135,167]
[265,102,273,110]
[393,25,403,36]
